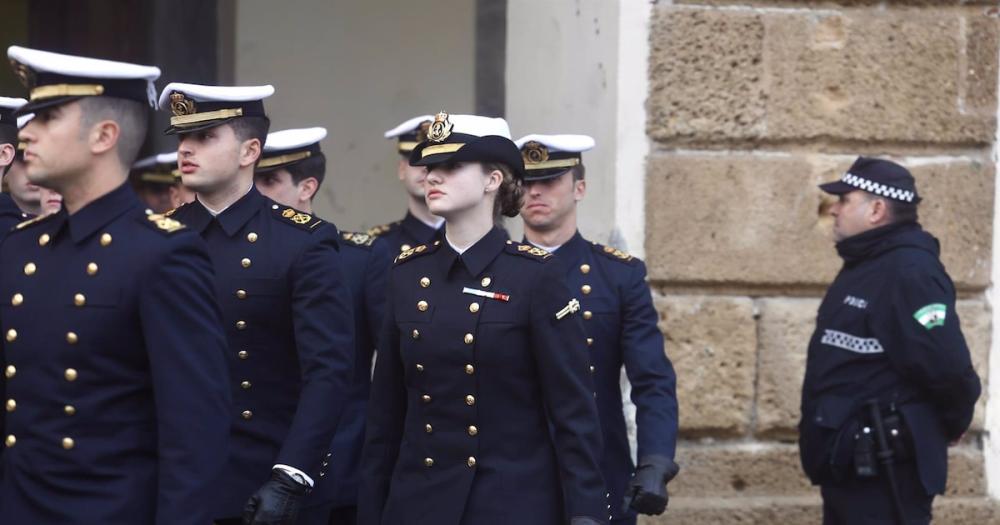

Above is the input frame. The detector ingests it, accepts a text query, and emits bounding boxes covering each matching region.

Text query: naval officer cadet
[368,115,444,259]
[0,45,231,524]
[0,97,29,231]
[254,126,389,525]
[359,112,609,525]
[159,82,356,525]
[516,134,680,523]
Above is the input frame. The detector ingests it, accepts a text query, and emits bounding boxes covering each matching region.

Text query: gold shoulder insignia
[593,242,635,263]
[341,231,375,247]
[366,222,398,237]
[508,242,552,261]
[164,207,177,217]
[14,213,55,230]
[393,242,439,265]
[147,213,185,233]
[273,206,325,232]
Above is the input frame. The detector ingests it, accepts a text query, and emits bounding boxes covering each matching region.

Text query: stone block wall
[643,2,1000,523]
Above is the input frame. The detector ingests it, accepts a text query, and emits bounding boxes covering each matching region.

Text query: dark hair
[887,198,919,224]
[286,153,326,194]
[229,116,270,149]
[571,163,585,181]
[77,97,148,167]
[0,126,17,148]
[482,162,523,218]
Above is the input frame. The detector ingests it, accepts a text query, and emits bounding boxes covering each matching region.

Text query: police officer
[159,84,356,524]
[131,151,186,213]
[359,112,609,525]
[369,115,444,258]
[800,157,981,524]
[517,134,680,523]
[0,46,231,524]
[255,126,390,525]
[0,97,29,231]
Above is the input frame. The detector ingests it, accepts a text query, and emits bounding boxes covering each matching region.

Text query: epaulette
[505,240,553,262]
[163,204,183,217]
[366,221,399,237]
[14,212,55,231]
[142,212,186,234]
[592,241,636,264]
[394,240,440,265]
[341,231,376,248]
[273,205,325,232]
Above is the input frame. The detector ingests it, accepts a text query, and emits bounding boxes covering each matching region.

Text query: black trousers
[821,462,934,525]
[219,504,356,525]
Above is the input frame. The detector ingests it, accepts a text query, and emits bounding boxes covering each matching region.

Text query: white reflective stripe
[820,329,885,354]
[841,173,916,203]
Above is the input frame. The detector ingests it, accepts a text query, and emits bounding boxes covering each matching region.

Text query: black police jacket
[798,221,981,495]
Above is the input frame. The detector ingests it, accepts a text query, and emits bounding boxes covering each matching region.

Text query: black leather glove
[623,455,680,516]
[243,468,311,525]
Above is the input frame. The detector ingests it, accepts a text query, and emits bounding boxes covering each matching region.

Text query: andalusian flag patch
[913,303,947,330]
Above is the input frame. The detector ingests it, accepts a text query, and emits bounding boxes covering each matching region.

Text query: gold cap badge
[521,141,549,165]
[427,112,453,143]
[169,92,196,116]
[10,60,34,88]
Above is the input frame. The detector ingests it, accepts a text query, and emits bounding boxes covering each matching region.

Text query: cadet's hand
[623,455,680,516]
[242,469,310,525]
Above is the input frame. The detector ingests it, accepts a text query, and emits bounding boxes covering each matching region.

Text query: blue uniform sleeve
[278,226,356,476]
[365,239,391,350]
[358,267,406,524]
[138,233,232,525]
[879,267,981,440]
[620,259,679,460]
[529,261,608,523]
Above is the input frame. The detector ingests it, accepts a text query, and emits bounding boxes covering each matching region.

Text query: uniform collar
[438,226,507,277]
[62,182,139,244]
[0,193,25,218]
[188,185,265,236]
[401,210,444,244]
[525,230,588,265]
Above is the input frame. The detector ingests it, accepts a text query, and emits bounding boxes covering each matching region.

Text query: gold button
[506,240,512,244]
[465,364,474,375]
[5,329,16,342]
[420,277,431,288]
[236,320,247,330]
[580,264,591,274]
[589,365,596,373]
[401,244,412,252]
[424,457,434,467]
[583,311,593,320]
[464,333,474,345]
[11,293,23,306]
[38,233,50,246]
[247,232,258,243]
[412,329,420,339]
[465,395,475,406]
[66,332,78,344]
[587,338,594,346]
[5,399,15,412]
[242,410,253,420]
[416,364,424,372]
[241,380,251,390]
[64,405,76,416]
[467,456,477,467]
[241,258,252,268]
[481,277,492,287]
[236,289,247,299]
[5,435,15,447]
[469,303,480,313]
[86,262,98,276]
[23,262,36,276]
[582,285,592,295]
[425,424,433,433]
[467,425,478,436]
[417,300,428,312]
[422,394,431,403]
[73,293,86,307]
[4,365,15,378]
[62,437,74,450]
[238,350,249,360]
[100,233,112,246]
[65,368,78,381]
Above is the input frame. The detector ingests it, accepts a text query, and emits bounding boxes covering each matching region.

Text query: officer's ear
[297,176,319,202]
[573,178,587,202]
[868,197,891,225]
[0,143,15,168]
[238,137,262,169]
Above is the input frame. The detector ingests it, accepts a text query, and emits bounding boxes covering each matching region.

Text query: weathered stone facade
[643,2,1000,522]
